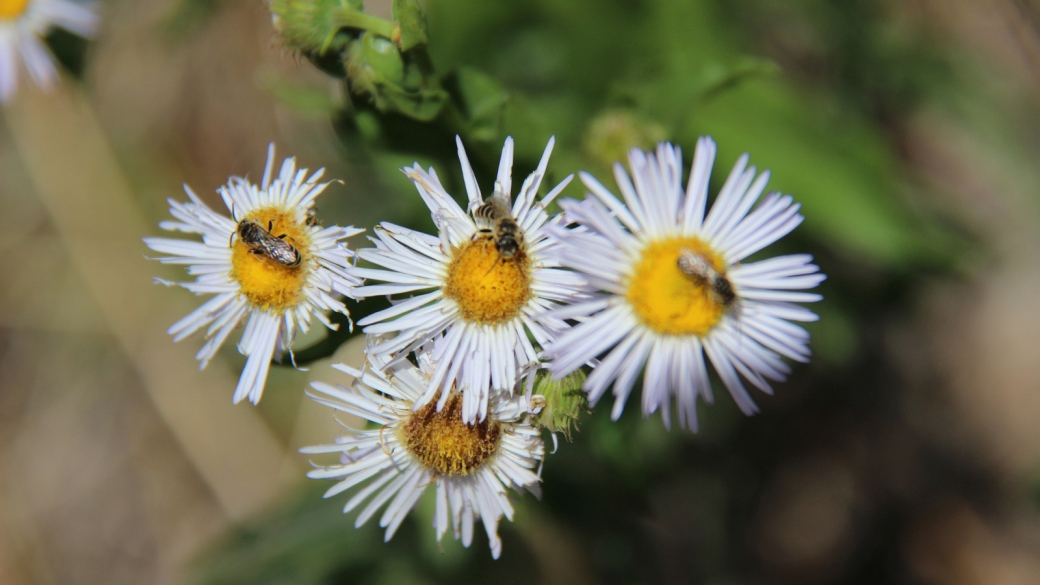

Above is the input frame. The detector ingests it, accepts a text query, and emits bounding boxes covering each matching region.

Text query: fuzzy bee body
[474,190,523,260]
[234,219,302,267]
[677,248,736,307]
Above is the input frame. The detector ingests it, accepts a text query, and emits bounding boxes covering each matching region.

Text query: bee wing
[473,190,513,227]
[490,189,513,216]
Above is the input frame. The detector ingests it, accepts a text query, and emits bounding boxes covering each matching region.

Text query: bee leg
[480,256,505,279]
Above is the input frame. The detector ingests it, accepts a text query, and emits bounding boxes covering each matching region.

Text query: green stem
[331,7,395,39]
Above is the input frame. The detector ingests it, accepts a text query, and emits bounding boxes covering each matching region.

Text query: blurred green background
[3,0,1040,584]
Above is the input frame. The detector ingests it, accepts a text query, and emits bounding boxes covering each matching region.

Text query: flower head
[144,145,363,404]
[543,138,825,430]
[0,0,98,102]
[302,349,544,559]
[349,136,588,424]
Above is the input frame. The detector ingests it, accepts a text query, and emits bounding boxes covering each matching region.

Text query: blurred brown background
[3,0,1040,583]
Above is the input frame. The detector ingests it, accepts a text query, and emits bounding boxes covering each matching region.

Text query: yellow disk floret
[230,207,312,312]
[401,392,501,477]
[0,0,30,19]
[626,237,728,336]
[443,235,532,325]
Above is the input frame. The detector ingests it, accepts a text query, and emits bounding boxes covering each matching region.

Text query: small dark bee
[474,190,522,260]
[677,248,736,307]
[233,218,302,267]
[305,208,319,227]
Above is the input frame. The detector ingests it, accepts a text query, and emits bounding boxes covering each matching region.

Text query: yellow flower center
[229,207,311,312]
[0,0,30,19]
[625,237,729,336]
[442,235,532,325]
[401,392,501,477]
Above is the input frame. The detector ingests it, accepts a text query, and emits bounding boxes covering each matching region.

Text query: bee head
[496,235,519,260]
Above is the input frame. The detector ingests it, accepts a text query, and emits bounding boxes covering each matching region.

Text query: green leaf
[446,67,510,142]
[685,77,953,267]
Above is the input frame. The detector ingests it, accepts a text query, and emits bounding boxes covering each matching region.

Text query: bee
[677,248,736,307]
[305,207,319,228]
[232,218,302,267]
[474,190,522,260]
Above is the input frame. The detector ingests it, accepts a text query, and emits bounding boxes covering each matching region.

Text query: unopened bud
[531,370,587,440]
[270,0,393,56]
[344,32,447,120]
[582,109,667,171]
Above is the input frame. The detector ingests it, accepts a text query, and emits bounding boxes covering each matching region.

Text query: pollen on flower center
[401,392,502,477]
[0,0,30,19]
[229,207,312,312]
[442,235,532,325]
[626,237,729,336]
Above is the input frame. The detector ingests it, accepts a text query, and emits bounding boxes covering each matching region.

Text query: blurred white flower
[543,138,825,430]
[145,145,363,404]
[0,0,98,102]
[348,136,587,424]
[303,349,544,559]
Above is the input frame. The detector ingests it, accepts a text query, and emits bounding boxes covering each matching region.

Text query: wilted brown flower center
[401,392,501,477]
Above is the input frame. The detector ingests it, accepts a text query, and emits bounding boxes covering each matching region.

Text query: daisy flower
[542,138,825,430]
[302,349,545,559]
[0,0,98,103]
[144,144,363,404]
[349,136,587,424]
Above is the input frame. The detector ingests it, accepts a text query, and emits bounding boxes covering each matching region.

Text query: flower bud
[270,0,393,56]
[344,32,447,120]
[582,109,667,171]
[270,0,350,55]
[532,370,587,440]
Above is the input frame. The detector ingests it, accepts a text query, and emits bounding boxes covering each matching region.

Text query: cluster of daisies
[147,135,824,558]
[11,0,821,562]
